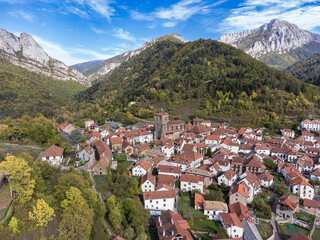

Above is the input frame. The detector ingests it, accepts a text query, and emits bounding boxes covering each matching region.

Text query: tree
[264,159,277,172]
[8,217,20,234]
[69,129,82,147]
[29,199,55,227]
[58,187,94,240]
[205,148,212,158]
[0,156,35,202]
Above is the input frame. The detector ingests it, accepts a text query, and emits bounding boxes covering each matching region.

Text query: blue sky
[1,0,320,65]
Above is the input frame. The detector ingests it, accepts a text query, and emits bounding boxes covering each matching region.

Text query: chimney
[172,231,174,236]
[163,230,165,237]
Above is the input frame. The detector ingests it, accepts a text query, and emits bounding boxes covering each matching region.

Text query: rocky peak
[218,19,320,58]
[0,29,89,86]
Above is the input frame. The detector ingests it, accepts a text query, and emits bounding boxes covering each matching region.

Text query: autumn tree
[58,187,94,240]
[8,217,20,234]
[29,199,55,227]
[0,156,35,202]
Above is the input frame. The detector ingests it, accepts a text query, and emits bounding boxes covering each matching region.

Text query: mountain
[0,57,85,118]
[83,33,188,81]
[286,53,320,85]
[0,29,89,86]
[218,19,320,69]
[70,59,105,73]
[77,38,319,127]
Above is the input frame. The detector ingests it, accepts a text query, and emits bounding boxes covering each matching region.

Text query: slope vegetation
[77,39,320,128]
[286,53,320,86]
[0,57,85,118]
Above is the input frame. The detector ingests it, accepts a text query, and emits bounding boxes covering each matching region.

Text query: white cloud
[220,0,320,33]
[86,0,115,19]
[91,26,106,34]
[112,28,136,42]
[9,10,35,22]
[162,21,178,28]
[32,35,114,65]
[131,0,227,27]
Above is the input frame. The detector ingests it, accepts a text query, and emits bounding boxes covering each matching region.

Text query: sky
[1,0,320,65]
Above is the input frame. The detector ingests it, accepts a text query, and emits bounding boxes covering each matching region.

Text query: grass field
[312,228,320,240]
[296,211,315,226]
[279,223,310,237]
[0,183,11,221]
[256,221,273,240]
[0,141,44,159]
[114,154,132,169]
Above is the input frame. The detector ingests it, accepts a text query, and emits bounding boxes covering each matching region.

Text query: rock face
[0,29,89,86]
[84,33,188,81]
[218,19,320,69]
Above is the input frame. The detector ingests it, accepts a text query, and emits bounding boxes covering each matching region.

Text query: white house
[218,169,237,187]
[220,138,239,154]
[301,119,320,131]
[209,162,220,176]
[157,165,181,179]
[135,131,153,144]
[41,145,64,166]
[85,119,95,128]
[204,201,228,220]
[171,151,203,171]
[310,168,320,181]
[256,171,274,188]
[143,190,176,211]
[281,129,295,138]
[290,176,315,200]
[131,160,152,176]
[219,213,244,239]
[180,174,204,193]
[161,143,175,159]
[100,127,111,138]
[254,143,271,155]
[205,135,220,145]
[141,172,156,192]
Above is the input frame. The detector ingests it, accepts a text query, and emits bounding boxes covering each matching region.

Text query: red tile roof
[194,193,204,209]
[158,165,181,174]
[229,182,249,198]
[220,213,243,229]
[137,143,150,152]
[155,210,192,240]
[144,190,176,200]
[303,199,320,209]
[158,175,176,186]
[42,145,64,157]
[141,172,156,186]
[222,169,237,181]
[288,232,311,240]
[180,174,204,184]
[133,160,152,171]
[229,202,251,222]
[110,137,122,145]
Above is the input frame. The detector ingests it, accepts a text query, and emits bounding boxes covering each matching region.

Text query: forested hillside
[286,53,320,86]
[0,58,85,118]
[76,39,320,129]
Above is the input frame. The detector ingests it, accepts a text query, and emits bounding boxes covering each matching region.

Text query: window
[234,230,236,232]
[164,199,166,202]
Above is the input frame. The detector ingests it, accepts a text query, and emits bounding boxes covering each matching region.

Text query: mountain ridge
[218,19,320,69]
[83,33,188,81]
[0,29,89,86]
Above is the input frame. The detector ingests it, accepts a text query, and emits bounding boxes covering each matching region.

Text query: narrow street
[271,196,281,240]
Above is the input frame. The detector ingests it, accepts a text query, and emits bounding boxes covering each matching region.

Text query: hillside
[0,57,85,118]
[76,39,320,128]
[218,19,320,70]
[286,53,320,86]
[82,34,188,82]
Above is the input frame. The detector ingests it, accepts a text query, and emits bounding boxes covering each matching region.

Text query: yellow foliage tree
[8,217,20,234]
[0,156,35,202]
[29,199,55,227]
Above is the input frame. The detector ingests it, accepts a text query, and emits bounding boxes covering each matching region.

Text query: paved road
[271,196,281,240]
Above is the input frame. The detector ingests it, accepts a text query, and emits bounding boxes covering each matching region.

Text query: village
[40,115,320,240]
